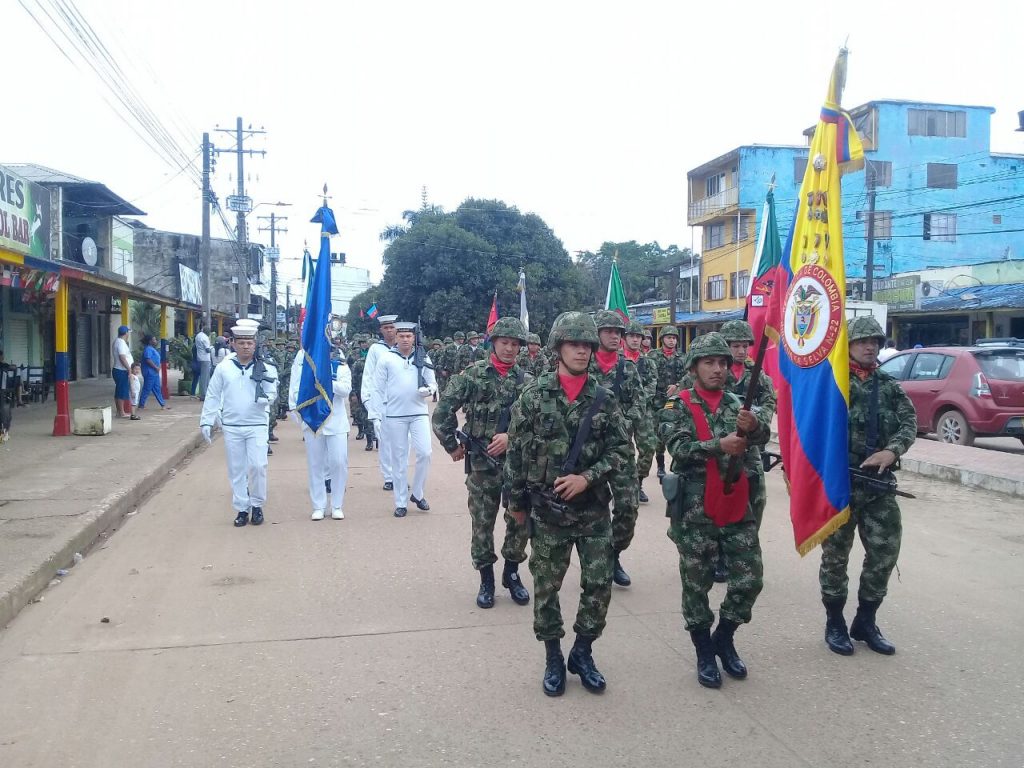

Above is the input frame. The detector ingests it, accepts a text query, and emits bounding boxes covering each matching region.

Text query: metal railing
[688,186,738,222]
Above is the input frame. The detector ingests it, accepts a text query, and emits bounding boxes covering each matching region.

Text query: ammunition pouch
[661,472,683,522]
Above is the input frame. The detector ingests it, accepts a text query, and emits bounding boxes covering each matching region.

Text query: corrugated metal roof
[3,163,95,185]
[1,163,145,216]
[921,282,1024,311]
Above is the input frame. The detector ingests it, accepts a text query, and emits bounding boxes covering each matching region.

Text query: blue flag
[296,204,338,433]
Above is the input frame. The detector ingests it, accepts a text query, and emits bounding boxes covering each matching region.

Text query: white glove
[418,386,432,398]
[201,425,212,444]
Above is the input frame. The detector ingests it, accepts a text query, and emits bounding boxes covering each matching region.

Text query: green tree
[578,241,694,307]
[344,285,384,337]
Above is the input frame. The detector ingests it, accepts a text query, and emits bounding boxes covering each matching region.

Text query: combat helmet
[659,325,680,339]
[489,317,528,342]
[443,336,453,344]
[848,316,885,342]
[685,332,733,368]
[548,311,599,349]
[454,331,466,342]
[720,320,755,343]
[626,320,645,336]
[594,310,626,331]
[527,333,542,346]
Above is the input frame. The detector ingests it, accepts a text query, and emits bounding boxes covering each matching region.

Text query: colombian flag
[766,49,864,555]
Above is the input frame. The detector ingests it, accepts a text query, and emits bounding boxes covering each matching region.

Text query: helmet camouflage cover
[720,319,755,343]
[489,317,528,342]
[626,320,645,335]
[443,336,453,344]
[659,325,680,338]
[527,333,542,345]
[548,311,599,349]
[454,331,466,341]
[848,316,886,342]
[594,309,626,331]
[685,332,733,368]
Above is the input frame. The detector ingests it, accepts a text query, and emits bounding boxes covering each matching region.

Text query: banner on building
[0,165,51,260]
[178,263,203,305]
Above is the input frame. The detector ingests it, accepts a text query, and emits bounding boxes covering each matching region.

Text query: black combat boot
[476,565,495,609]
[823,597,854,655]
[355,426,364,440]
[711,618,748,679]
[689,628,722,688]
[612,551,632,587]
[713,542,728,583]
[567,634,606,693]
[656,453,666,480]
[638,488,649,503]
[850,597,896,655]
[542,639,566,697]
[501,561,530,605]
[364,422,375,452]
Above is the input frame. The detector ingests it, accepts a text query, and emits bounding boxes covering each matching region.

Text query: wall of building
[330,264,372,317]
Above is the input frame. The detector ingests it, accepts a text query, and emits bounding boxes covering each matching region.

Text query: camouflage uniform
[349,338,369,435]
[516,333,548,377]
[455,333,487,373]
[641,326,687,477]
[820,317,917,657]
[625,320,659,482]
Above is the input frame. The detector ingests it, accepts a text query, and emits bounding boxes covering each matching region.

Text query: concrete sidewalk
[0,373,206,629]
[901,437,1024,498]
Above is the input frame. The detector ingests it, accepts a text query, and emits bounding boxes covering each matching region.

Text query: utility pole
[201,132,212,330]
[258,212,288,337]
[865,165,877,300]
[214,117,266,318]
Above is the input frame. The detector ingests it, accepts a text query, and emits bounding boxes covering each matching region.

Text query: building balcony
[688,186,738,226]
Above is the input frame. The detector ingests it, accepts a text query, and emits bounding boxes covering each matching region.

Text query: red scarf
[680,389,749,527]
[528,350,539,360]
[559,372,587,402]
[694,386,724,414]
[663,346,676,358]
[622,347,640,363]
[731,362,746,382]
[490,353,513,378]
[595,348,619,374]
[850,360,877,381]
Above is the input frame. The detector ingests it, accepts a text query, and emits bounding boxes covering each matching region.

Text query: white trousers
[223,425,268,512]
[384,415,432,508]
[303,430,348,511]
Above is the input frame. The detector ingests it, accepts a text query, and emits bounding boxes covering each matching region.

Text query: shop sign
[0,165,51,259]
[653,307,672,324]
[873,275,920,311]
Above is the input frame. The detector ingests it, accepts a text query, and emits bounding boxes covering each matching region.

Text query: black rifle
[251,330,277,403]
[413,315,434,389]
[724,331,769,493]
[849,465,915,499]
[456,428,499,471]
[762,450,783,473]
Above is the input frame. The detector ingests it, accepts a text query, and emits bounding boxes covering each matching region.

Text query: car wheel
[936,409,975,447]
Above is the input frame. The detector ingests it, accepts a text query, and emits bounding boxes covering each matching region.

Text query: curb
[0,432,208,631]
[899,455,1024,499]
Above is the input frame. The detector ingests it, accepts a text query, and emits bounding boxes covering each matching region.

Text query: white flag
[518,269,529,333]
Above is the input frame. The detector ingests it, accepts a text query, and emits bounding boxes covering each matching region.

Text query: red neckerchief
[622,347,640,363]
[490,353,513,378]
[730,362,746,381]
[850,360,877,381]
[679,389,749,527]
[594,348,619,374]
[663,346,676,358]
[528,350,539,360]
[694,385,724,414]
[559,372,587,402]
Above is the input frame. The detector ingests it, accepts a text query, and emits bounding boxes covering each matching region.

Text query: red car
[878,345,1024,446]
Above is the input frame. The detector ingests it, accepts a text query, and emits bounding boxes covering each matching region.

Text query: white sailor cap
[231,318,260,338]
[377,314,398,325]
[393,321,417,332]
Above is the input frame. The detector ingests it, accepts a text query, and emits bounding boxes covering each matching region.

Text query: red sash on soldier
[680,390,749,527]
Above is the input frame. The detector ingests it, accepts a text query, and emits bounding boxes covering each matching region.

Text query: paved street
[1,414,1022,768]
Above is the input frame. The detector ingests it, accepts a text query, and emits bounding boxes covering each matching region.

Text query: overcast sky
[7,0,1021,288]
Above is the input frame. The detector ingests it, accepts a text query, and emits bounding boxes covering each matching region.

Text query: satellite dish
[82,237,98,267]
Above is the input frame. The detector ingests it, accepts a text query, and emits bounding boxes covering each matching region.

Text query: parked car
[878,345,1024,446]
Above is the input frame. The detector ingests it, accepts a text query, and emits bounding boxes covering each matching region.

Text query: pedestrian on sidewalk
[289,325,352,521]
[138,335,169,410]
[373,321,436,518]
[200,319,278,528]
[129,362,142,412]
[195,324,213,399]
[214,335,230,366]
[111,324,139,420]
[505,312,632,697]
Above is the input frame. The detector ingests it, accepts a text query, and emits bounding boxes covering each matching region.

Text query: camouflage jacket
[678,359,777,449]
[628,351,658,404]
[455,344,486,373]
[350,354,366,396]
[431,358,532,472]
[438,343,459,374]
[647,348,688,402]
[505,371,632,530]
[848,366,917,465]
[588,356,645,430]
[516,349,549,377]
[658,388,770,524]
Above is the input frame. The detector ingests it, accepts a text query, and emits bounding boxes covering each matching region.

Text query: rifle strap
[561,386,608,475]
[866,375,880,455]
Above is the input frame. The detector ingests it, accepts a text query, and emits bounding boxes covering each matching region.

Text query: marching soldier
[517,332,547,377]
[643,326,687,480]
[438,331,463,394]
[505,312,632,697]
[641,330,653,355]
[590,311,647,588]
[821,316,916,657]
[623,320,658,503]
[361,314,399,481]
[349,335,369,440]
[455,330,486,373]
[200,319,278,528]
[432,317,532,609]
[658,332,766,688]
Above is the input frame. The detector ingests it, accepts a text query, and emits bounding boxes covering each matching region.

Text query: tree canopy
[576,241,695,308]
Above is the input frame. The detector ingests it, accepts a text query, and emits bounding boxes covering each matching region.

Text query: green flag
[605,259,628,321]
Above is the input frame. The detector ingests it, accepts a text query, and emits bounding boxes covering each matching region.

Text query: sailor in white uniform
[360,314,398,490]
[373,321,437,517]
[289,324,352,521]
[200,319,278,527]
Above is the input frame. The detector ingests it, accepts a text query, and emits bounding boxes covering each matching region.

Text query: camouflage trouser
[750,469,767,529]
[350,396,367,431]
[819,493,902,602]
[529,518,613,641]
[669,518,763,631]
[467,468,528,570]
[611,452,639,553]
[636,399,662,478]
[437,372,450,397]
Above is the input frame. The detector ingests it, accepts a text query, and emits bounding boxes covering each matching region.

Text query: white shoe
[331,508,344,520]
[311,509,325,521]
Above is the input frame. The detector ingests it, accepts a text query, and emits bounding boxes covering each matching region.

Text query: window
[927,163,958,189]
[706,275,726,301]
[975,350,1024,381]
[732,216,751,243]
[730,270,750,298]
[705,173,725,197]
[866,159,892,187]
[924,213,957,242]
[705,223,725,250]
[879,354,911,380]
[993,215,1002,225]
[908,353,954,381]
[908,109,966,138]
[794,156,808,182]
[857,210,892,240]
[853,108,878,150]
